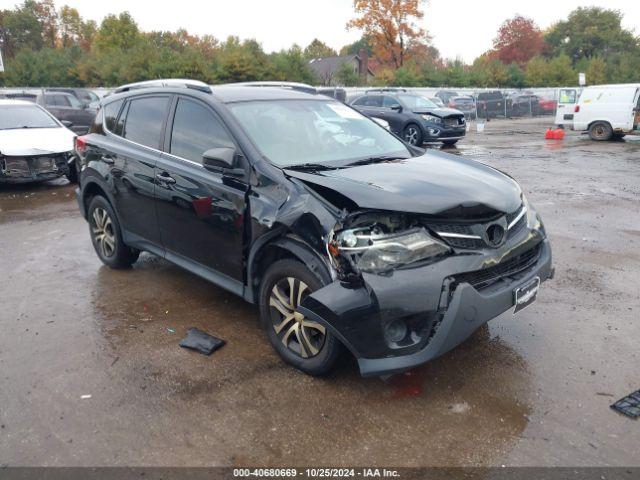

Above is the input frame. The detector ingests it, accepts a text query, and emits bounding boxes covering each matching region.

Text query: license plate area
[513,276,540,314]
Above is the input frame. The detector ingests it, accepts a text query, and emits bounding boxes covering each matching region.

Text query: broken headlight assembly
[332,226,451,274]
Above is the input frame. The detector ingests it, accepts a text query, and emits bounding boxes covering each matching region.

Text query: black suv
[75,83,553,377]
[351,93,466,146]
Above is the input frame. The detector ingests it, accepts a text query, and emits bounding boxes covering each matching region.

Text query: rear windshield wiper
[284,163,339,172]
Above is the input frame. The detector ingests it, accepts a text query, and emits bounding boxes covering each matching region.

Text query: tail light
[574,105,580,113]
[75,135,87,156]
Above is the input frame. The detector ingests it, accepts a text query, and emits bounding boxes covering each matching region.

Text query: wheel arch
[245,233,333,304]
[80,177,115,220]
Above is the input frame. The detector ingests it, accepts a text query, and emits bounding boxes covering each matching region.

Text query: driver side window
[382,96,401,108]
[169,98,234,164]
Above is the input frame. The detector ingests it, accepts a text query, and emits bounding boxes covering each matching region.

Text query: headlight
[522,194,544,233]
[335,227,450,273]
[421,114,442,123]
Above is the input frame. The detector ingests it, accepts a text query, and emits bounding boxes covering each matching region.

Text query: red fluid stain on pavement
[389,368,428,399]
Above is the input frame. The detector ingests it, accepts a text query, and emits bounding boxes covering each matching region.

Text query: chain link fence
[343,87,562,121]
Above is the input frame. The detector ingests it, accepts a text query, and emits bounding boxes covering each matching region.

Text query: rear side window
[103,100,123,133]
[353,96,381,107]
[169,98,234,164]
[123,96,170,149]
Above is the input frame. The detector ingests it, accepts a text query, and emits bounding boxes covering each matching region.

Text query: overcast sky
[2,0,639,62]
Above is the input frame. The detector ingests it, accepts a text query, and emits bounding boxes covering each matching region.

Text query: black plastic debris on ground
[611,389,640,419]
[179,328,225,356]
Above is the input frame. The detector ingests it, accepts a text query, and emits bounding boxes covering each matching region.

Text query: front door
[155,96,247,285]
[555,89,579,127]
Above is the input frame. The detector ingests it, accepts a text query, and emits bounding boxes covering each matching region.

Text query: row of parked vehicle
[430,89,557,119]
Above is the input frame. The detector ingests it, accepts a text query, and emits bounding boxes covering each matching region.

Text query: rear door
[154,95,248,287]
[102,94,171,249]
[632,88,640,130]
[555,89,578,126]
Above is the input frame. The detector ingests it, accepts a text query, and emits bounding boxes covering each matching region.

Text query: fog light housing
[427,127,440,136]
[385,319,408,344]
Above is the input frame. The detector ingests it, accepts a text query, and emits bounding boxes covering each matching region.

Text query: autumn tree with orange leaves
[347,0,428,69]
[491,15,544,67]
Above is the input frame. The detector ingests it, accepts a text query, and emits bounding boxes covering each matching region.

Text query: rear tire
[588,121,613,141]
[87,195,139,269]
[259,259,342,376]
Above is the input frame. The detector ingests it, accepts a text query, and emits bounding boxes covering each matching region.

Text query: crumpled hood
[0,127,75,156]
[285,151,522,217]
[413,107,463,117]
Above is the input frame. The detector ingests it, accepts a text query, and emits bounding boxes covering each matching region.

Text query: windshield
[228,99,410,167]
[0,105,60,130]
[397,95,437,110]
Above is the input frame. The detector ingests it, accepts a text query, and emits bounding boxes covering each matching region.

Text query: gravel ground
[0,117,639,467]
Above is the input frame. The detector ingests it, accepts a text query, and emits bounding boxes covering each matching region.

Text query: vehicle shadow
[91,255,533,467]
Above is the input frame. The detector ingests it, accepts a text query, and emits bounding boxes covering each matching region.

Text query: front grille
[2,156,60,176]
[427,203,526,250]
[444,116,464,127]
[452,243,542,290]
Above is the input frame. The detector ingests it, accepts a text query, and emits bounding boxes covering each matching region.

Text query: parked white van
[555,84,640,140]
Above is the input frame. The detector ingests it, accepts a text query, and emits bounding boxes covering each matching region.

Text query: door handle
[155,172,176,185]
[100,155,114,164]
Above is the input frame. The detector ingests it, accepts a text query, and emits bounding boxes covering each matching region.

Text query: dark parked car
[74,83,553,377]
[448,96,476,119]
[47,87,101,107]
[351,93,466,146]
[476,90,506,118]
[435,90,458,105]
[5,90,98,135]
[507,94,541,117]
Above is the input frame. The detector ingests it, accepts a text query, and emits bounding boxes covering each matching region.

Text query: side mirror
[202,147,244,176]
[390,104,403,112]
[61,120,73,128]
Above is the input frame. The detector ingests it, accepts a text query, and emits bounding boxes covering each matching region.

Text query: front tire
[65,159,78,184]
[87,196,139,269]
[403,123,423,146]
[259,259,342,376]
[442,139,459,147]
[588,121,613,141]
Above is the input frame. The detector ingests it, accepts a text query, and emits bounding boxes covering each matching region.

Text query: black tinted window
[123,96,170,149]
[170,99,233,164]
[382,96,401,108]
[103,100,123,133]
[353,96,381,107]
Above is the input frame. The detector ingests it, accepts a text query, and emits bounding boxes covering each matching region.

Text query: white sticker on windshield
[327,103,361,119]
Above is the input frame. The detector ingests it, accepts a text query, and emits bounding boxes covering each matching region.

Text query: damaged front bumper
[0,154,70,184]
[299,234,553,377]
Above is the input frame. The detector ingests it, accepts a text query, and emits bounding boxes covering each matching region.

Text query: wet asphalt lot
[1,118,639,467]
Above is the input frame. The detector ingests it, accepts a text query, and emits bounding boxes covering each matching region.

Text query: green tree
[586,57,607,85]
[0,1,44,57]
[525,56,549,86]
[545,7,638,61]
[339,36,372,56]
[335,61,359,86]
[303,39,336,59]
[547,54,576,86]
[93,12,140,53]
[271,45,317,83]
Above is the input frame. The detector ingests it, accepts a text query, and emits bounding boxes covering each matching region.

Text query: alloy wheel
[269,277,326,358]
[404,126,419,145]
[91,207,116,258]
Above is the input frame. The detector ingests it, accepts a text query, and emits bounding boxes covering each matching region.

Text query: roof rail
[112,79,212,94]
[221,81,318,95]
[365,87,408,94]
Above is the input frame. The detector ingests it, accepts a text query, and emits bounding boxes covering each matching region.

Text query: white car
[556,84,640,140]
[0,99,77,183]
